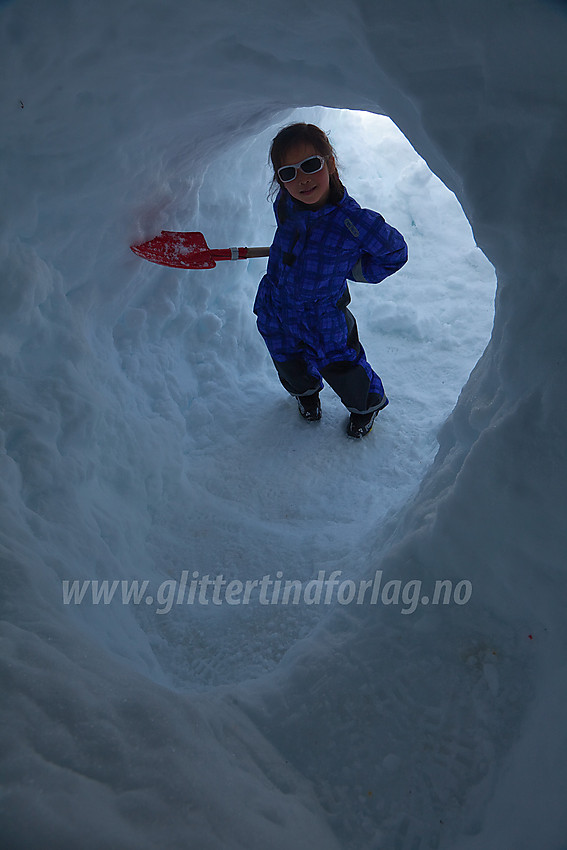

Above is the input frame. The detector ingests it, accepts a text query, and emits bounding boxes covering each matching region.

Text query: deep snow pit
[130,107,497,690]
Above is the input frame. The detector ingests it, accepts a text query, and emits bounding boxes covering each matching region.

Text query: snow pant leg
[271,358,323,397]
[320,355,387,414]
[320,306,388,414]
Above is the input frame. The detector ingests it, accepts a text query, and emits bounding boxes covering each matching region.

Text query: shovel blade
[131,231,216,269]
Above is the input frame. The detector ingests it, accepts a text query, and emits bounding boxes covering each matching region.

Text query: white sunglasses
[277,155,330,183]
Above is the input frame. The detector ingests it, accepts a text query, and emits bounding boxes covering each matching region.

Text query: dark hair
[268,122,345,205]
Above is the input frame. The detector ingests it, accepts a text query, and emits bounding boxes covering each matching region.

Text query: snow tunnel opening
[120,106,496,691]
[178,104,497,440]
[189,104,496,426]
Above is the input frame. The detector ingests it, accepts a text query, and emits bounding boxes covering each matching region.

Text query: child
[253,122,408,438]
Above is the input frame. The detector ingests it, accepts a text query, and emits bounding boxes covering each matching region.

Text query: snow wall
[1,1,567,849]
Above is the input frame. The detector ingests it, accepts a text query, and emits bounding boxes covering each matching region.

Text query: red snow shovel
[130,231,270,269]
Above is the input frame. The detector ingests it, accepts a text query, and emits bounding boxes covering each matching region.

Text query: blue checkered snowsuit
[253,189,408,414]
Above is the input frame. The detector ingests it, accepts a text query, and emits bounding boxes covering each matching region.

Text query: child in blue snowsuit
[254,123,408,438]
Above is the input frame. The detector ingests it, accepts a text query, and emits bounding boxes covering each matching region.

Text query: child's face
[278,142,335,209]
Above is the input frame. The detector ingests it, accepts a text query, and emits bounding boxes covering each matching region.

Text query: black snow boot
[297,392,322,422]
[347,395,388,438]
[347,410,377,438]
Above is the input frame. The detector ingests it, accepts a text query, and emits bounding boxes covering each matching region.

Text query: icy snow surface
[1,1,567,849]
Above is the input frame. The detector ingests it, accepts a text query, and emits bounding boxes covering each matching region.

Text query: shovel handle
[246,247,271,259]
[211,246,270,261]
